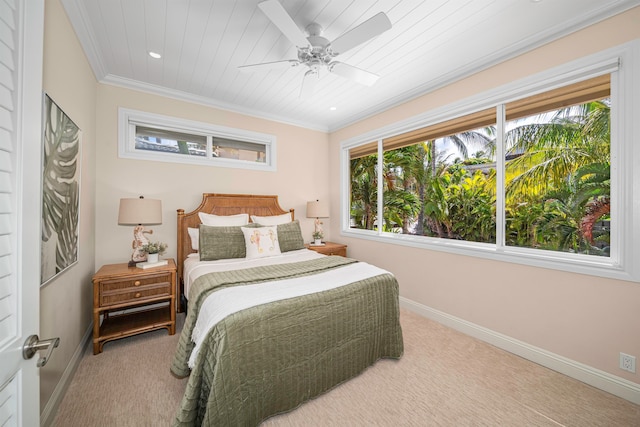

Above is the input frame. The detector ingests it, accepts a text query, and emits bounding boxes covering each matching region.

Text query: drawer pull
[134,280,141,286]
[135,292,141,298]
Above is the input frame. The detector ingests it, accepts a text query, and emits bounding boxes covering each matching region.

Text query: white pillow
[198,212,249,226]
[241,226,281,259]
[250,212,292,225]
[187,227,199,251]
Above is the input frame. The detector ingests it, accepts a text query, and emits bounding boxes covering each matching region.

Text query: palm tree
[505,100,609,198]
[504,99,610,254]
[350,154,378,230]
[383,144,427,233]
[420,129,495,237]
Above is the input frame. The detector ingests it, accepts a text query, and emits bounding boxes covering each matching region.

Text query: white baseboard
[400,297,640,405]
[40,322,93,427]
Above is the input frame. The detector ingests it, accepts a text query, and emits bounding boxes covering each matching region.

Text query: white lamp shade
[118,198,162,225]
[306,200,329,218]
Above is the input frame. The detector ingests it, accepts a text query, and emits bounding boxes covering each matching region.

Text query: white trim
[400,297,640,405]
[495,104,506,247]
[341,56,620,150]
[118,108,277,172]
[40,324,93,427]
[341,40,640,283]
[105,75,329,133]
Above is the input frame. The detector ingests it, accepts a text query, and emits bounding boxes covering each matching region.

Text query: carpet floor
[53,309,640,426]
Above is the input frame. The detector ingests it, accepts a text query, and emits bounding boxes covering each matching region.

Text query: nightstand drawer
[323,247,347,257]
[100,282,171,306]
[100,276,171,306]
[100,273,171,293]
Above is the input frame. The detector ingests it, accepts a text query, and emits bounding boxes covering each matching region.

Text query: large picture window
[503,75,610,256]
[119,109,276,171]
[341,42,640,282]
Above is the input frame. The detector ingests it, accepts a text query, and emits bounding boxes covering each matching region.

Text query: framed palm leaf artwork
[41,94,81,285]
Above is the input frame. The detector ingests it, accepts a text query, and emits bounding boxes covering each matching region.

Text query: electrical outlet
[619,353,636,373]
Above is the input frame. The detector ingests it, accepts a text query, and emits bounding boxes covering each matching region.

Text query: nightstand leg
[93,310,101,354]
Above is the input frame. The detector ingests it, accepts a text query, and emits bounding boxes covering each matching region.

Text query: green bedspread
[171,256,404,426]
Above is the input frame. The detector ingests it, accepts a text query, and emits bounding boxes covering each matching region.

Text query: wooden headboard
[176,193,293,311]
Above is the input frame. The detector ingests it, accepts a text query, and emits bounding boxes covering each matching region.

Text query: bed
[171,193,403,426]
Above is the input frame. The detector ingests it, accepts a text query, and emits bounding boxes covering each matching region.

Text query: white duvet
[183,248,326,297]
[184,249,391,368]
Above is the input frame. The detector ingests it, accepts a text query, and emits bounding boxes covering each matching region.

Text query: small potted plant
[312,231,323,245]
[141,241,167,263]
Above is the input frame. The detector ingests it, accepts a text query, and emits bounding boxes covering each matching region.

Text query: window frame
[340,40,640,283]
[118,108,277,172]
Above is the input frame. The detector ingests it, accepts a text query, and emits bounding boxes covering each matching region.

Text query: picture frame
[41,94,82,285]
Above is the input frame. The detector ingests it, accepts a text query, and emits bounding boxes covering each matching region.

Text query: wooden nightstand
[92,259,176,354]
[305,241,348,257]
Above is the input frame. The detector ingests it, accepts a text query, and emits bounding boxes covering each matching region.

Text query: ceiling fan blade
[330,12,392,56]
[258,0,310,49]
[300,70,319,99]
[238,59,299,72]
[329,62,379,86]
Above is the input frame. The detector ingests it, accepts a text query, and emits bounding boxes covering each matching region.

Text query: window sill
[340,228,635,283]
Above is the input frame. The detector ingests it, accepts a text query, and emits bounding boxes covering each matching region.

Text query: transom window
[119,109,276,171]
[341,42,640,282]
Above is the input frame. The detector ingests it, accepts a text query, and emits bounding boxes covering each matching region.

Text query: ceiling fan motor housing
[299,32,333,69]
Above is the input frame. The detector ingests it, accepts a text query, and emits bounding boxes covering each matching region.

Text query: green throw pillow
[199,223,257,261]
[276,220,305,252]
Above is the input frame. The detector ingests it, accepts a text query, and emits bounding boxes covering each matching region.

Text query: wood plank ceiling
[61,0,640,132]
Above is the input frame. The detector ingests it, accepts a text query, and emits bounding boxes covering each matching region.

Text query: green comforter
[171,256,404,426]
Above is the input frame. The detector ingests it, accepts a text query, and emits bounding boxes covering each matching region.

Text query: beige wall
[94,85,330,267]
[328,7,640,384]
[41,0,97,416]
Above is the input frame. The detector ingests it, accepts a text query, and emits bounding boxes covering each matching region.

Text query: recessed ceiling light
[329,106,337,111]
[148,51,162,59]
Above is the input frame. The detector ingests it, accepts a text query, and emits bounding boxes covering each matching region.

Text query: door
[0,1,45,426]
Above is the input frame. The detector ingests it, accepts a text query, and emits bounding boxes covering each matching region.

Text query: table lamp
[306,199,329,242]
[118,196,162,266]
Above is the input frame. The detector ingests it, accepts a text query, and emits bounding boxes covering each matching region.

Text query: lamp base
[128,259,137,267]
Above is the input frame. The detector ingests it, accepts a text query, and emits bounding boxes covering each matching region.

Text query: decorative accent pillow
[199,212,249,226]
[188,227,199,251]
[199,224,257,261]
[276,220,305,252]
[251,212,292,225]
[241,226,281,259]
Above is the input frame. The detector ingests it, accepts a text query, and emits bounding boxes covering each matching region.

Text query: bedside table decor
[306,199,329,243]
[136,259,169,269]
[118,196,162,266]
[140,241,167,264]
[92,259,177,354]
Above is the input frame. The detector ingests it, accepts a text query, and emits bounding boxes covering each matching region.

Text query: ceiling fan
[239,0,392,98]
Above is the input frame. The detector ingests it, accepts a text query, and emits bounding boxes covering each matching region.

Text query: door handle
[23,335,60,367]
